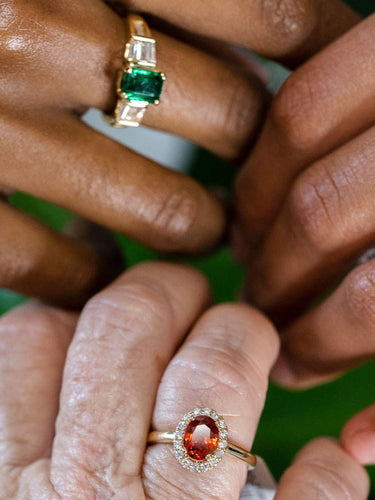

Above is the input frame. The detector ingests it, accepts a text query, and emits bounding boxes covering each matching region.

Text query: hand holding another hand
[0,262,369,499]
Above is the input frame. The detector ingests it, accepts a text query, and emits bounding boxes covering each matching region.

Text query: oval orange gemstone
[183,416,219,461]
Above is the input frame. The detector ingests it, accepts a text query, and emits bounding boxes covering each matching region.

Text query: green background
[3,0,375,495]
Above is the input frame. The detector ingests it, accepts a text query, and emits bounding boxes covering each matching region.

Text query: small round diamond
[219,440,228,449]
[209,456,220,466]
[218,417,226,428]
[189,462,200,472]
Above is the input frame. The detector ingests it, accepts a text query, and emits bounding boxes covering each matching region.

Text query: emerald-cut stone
[121,68,164,103]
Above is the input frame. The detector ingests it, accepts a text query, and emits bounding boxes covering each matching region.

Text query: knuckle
[286,168,343,253]
[184,305,272,401]
[271,64,330,150]
[82,277,174,343]
[213,75,266,161]
[258,0,317,53]
[148,186,200,250]
[344,265,375,331]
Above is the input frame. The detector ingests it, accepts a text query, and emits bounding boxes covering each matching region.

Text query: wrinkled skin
[0,0,358,305]
[0,262,369,499]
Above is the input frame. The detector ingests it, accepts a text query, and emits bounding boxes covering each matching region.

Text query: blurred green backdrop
[3,0,375,495]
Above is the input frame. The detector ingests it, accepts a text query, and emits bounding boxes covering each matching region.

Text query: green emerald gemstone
[121,68,164,104]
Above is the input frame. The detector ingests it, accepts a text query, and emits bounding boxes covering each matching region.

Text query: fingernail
[270,352,297,387]
[344,430,375,465]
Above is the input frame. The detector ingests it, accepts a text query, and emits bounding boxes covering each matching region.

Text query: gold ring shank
[148,431,175,444]
[147,431,257,470]
[128,13,152,38]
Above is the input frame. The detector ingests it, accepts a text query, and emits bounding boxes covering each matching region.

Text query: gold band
[147,430,257,470]
[128,13,152,38]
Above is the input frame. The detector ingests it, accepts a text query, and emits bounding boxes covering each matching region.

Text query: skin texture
[0,262,369,499]
[232,13,375,389]
[0,0,359,305]
[0,0,266,304]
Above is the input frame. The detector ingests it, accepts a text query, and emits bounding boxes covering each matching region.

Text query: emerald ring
[104,14,165,128]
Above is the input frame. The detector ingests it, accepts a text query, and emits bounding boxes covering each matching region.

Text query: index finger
[50,262,211,499]
[117,0,359,65]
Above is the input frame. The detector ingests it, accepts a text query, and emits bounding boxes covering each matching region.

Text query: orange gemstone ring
[147,408,257,473]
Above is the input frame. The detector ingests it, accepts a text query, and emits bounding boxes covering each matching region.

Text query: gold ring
[147,408,257,473]
[104,14,165,128]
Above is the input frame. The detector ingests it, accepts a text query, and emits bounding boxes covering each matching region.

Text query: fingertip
[270,352,298,387]
[342,406,375,465]
[278,437,369,500]
[270,351,343,390]
[343,430,375,466]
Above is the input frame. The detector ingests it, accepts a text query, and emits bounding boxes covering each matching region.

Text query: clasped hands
[1,0,375,497]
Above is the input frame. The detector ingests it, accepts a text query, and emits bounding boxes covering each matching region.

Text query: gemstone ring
[147,408,257,473]
[104,14,165,128]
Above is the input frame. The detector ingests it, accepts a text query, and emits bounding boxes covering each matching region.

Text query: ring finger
[3,0,267,162]
[145,302,279,498]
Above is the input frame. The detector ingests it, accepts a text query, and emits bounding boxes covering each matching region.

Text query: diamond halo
[173,408,229,473]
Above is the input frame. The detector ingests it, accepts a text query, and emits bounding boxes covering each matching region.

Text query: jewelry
[104,14,165,128]
[147,407,257,473]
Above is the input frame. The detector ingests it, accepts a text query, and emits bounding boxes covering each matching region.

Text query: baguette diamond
[115,100,148,127]
[127,36,156,66]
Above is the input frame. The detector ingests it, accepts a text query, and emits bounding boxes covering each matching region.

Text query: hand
[0,261,368,499]
[1,0,358,305]
[234,12,375,388]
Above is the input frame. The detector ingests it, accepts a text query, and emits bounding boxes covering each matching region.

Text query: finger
[115,0,359,65]
[236,14,375,252]
[0,201,120,308]
[144,32,268,162]
[145,304,279,499]
[3,1,267,162]
[1,111,225,253]
[50,262,211,499]
[244,124,375,320]
[275,438,369,500]
[342,404,375,465]
[271,258,375,389]
[0,303,76,497]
